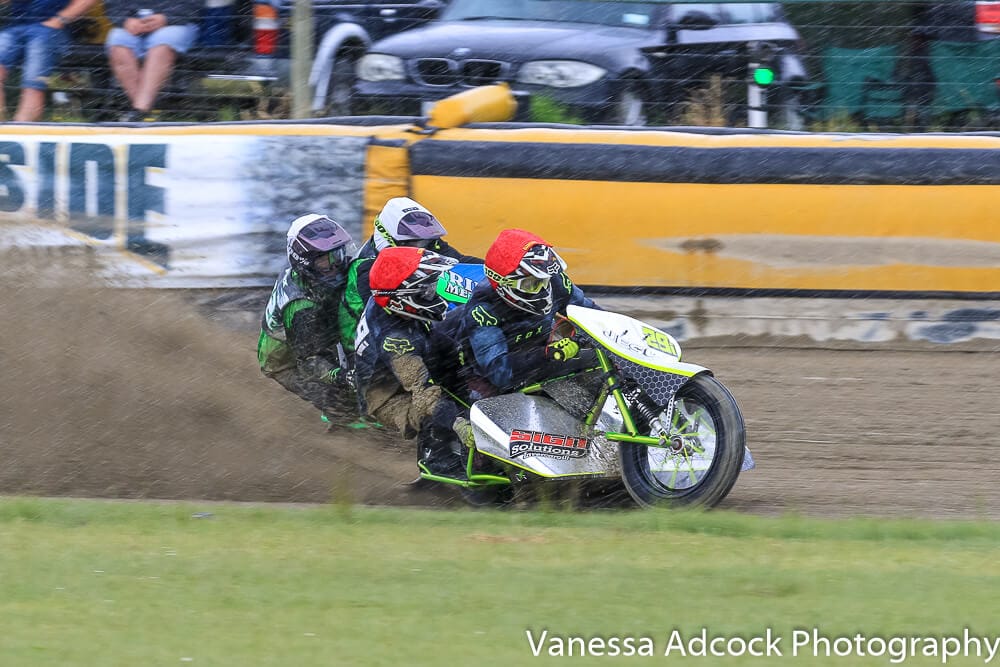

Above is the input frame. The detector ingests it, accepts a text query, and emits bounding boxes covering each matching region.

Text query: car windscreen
[441,0,660,29]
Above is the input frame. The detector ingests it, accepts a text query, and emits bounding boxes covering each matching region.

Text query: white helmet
[372,197,448,252]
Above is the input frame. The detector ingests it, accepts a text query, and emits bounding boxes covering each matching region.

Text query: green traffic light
[753,67,775,86]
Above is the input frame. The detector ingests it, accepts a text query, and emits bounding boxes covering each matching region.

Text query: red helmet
[484,229,567,315]
[369,247,457,322]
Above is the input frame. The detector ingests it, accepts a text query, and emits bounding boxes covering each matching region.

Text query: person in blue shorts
[0,0,98,121]
[104,0,201,121]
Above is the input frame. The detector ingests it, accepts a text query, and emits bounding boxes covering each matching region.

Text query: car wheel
[608,78,648,126]
[323,53,357,117]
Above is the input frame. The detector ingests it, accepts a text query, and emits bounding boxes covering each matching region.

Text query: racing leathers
[353,299,461,461]
[340,237,480,354]
[257,267,355,420]
[436,272,599,399]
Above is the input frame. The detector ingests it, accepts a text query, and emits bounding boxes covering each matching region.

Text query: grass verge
[2,497,999,665]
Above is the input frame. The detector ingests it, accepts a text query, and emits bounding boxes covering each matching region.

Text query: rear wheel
[620,374,745,508]
[460,483,516,508]
[460,452,515,508]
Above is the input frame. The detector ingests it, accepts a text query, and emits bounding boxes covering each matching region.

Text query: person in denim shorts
[0,0,98,121]
[104,0,201,120]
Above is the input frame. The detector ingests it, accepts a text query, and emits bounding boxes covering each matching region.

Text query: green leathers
[257,214,357,422]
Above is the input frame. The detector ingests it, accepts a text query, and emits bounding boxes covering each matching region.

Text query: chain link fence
[9,0,1000,130]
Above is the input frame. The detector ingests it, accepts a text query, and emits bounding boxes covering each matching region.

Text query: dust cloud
[0,247,434,505]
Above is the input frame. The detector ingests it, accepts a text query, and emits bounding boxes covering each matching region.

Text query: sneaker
[120,108,160,123]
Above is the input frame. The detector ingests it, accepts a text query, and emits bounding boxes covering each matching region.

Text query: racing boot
[418,439,468,481]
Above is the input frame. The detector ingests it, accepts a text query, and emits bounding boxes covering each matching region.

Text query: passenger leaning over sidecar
[354,246,470,480]
[257,214,359,427]
[435,228,600,402]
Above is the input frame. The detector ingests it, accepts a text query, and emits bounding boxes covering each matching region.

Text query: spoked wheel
[620,374,745,508]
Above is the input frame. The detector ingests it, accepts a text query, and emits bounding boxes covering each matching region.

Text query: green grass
[2,498,1000,665]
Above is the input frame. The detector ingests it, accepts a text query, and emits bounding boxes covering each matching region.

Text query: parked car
[54,0,445,119]
[915,1,1000,40]
[352,0,810,124]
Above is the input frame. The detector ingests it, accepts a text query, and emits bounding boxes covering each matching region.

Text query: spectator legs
[13,89,45,122]
[109,45,142,107]
[0,66,48,123]
[109,44,177,114]
[134,45,177,113]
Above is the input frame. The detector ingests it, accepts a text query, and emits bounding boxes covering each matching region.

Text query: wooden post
[291,0,314,118]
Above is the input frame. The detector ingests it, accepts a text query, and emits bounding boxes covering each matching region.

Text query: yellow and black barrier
[361,85,1000,295]
[0,84,997,295]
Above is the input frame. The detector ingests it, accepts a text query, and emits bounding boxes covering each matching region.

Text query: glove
[547,338,579,362]
[452,416,476,449]
[322,367,355,386]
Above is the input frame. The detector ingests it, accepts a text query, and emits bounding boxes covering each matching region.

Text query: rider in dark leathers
[354,246,469,478]
[432,228,599,402]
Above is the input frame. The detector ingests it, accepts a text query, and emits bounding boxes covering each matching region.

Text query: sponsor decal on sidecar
[509,429,590,460]
[602,327,662,360]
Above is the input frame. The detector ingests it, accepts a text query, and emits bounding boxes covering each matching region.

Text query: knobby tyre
[620,373,746,508]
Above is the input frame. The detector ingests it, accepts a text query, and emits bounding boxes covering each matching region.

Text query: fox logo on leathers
[471,305,498,327]
[382,337,416,355]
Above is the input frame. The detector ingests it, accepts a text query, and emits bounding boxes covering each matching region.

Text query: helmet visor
[299,219,352,252]
[311,246,349,275]
[395,211,446,240]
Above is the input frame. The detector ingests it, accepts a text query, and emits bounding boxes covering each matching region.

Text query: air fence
[0,84,997,347]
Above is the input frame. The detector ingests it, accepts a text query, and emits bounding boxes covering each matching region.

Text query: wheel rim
[644,397,717,491]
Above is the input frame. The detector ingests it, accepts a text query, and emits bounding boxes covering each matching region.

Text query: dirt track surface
[3,280,999,519]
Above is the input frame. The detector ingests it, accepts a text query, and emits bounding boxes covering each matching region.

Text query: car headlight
[357,54,405,82]
[516,60,607,88]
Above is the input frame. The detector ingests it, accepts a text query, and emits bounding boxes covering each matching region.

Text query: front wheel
[620,374,745,508]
